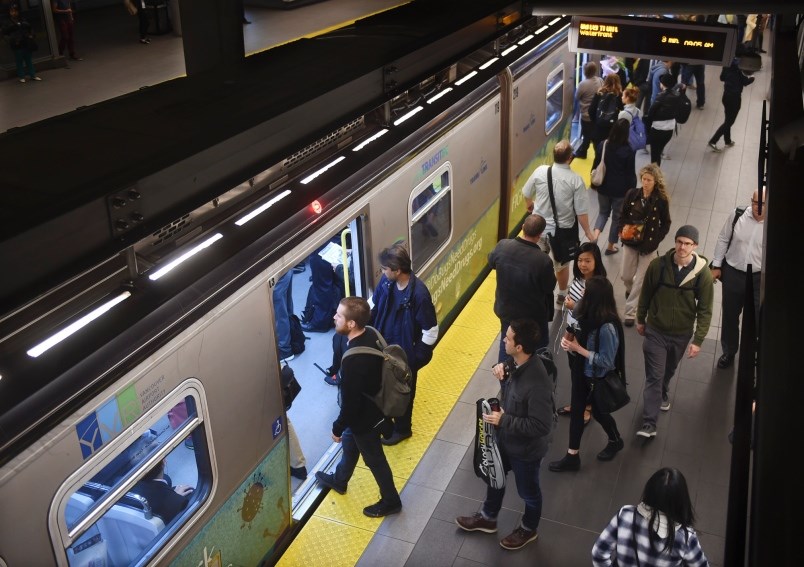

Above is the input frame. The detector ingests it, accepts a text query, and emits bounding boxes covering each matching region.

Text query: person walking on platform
[592,467,710,566]
[590,118,636,256]
[135,0,151,44]
[488,214,556,361]
[619,164,672,327]
[456,319,554,551]
[710,190,765,369]
[573,61,603,159]
[52,0,81,61]
[644,74,679,167]
[523,140,595,305]
[681,63,706,109]
[635,226,714,438]
[315,297,402,518]
[371,244,438,446]
[624,58,650,112]
[588,73,624,150]
[708,58,755,152]
[549,276,626,472]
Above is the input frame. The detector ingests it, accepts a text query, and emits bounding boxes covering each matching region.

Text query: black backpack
[289,314,308,355]
[672,84,692,124]
[595,92,619,129]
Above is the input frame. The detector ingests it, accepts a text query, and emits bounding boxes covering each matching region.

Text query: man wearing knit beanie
[634,224,714,439]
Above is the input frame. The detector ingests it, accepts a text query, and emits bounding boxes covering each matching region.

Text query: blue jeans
[594,194,624,246]
[273,272,294,358]
[681,64,705,107]
[334,428,400,505]
[13,49,35,79]
[482,454,543,531]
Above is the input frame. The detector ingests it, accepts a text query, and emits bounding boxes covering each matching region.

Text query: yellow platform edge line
[278,271,499,566]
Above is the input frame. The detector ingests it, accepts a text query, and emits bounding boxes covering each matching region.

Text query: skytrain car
[0,16,575,567]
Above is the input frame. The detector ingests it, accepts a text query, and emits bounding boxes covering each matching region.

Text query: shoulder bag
[546,166,580,264]
[590,141,607,187]
[592,369,630,414]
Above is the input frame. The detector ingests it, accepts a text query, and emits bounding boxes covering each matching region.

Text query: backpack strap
[546,166,562,230]
[725,207,747,254]
[363,325,388,349]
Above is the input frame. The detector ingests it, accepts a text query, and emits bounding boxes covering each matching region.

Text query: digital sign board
[569,16,738,66]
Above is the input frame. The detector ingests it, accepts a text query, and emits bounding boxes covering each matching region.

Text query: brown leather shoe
[500,526,538,550]
[455,513,497,533]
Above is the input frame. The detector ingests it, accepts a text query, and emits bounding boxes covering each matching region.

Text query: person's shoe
[604,246,619,256]
[660,392,671,411]
[636,423,657,438]
[290,466,308,480]
[455,512,498,533]
[381,431,412,446]
[363,499,402,518]
[19,78,26,83]
[708,142,722,152]
[139,38,150,44]
[280,354,294,363]
[315,471,346,494]
[624,318,635,327]
[597,438,624,461]
[324,374,340,386]
[500,527,538,550]
[184,438,194,450]
[242,17,252,24]
[718,354,734,369]
[31,76,42,81]
[548,452,580,472]
[725,141,736,147]
[70,56,83,61]
[556,294,566,306]
[696,104,704,110]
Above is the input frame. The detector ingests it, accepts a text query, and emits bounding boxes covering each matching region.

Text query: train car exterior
[0,18,575,567]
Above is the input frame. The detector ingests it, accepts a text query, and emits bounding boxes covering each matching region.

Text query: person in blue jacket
[371,243,438,445]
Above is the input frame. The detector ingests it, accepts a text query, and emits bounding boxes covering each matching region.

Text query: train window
[545,65,565,133]
[53,384,212,567]
[410,167,452,271]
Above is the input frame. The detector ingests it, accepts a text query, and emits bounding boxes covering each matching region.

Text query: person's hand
[687,343,701,358]
[564,296,575,310]
[710,267,722,282]
[174,484,194,496]
[560,336,578,352]
[491,363,506,381]
[482,409,504,426]
[636,323,646,336]
[331,433,342,443]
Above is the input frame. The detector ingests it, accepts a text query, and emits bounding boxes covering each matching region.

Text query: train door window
[52,383,213,567]
[545,65,565,134]
[410,166,452,272]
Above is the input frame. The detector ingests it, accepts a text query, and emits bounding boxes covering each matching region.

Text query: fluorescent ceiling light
[27,292,132,358]
[479,58,498,70]
[148,233,223,281]
[235,189,292,226]
[455,71,478,86]
[518,35,534,45]
[535,25,548,34]
[393,106,423,126]
[300,156,346,185]
[501,45,518,56]
[549,17,561,25]
[426,88,453,104]
[352,129,389,151]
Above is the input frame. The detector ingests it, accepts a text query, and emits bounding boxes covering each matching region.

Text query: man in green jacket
[635,225,714,438]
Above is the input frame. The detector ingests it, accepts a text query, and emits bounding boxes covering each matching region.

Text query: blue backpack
[625,109,647,151]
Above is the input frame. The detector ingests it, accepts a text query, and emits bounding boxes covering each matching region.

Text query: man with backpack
[709,190,765,369]
[644,74,679,166]
[371,244,438,446]
[315,297,403,518]
[635,226,714,439]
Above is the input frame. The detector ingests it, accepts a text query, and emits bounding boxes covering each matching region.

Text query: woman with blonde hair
[588,73,624,148]
[617,163,671,326]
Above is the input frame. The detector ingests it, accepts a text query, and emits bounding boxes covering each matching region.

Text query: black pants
[576,119,594,156]
[568,363,620,450]
[720,262,761,358]
[648,128,673,166]
[137,8,149,39]
[710,92,742,145]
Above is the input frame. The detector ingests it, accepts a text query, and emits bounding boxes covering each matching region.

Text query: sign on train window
[545,65,564,134]
[410,166,452,272]
[51,383,213,567]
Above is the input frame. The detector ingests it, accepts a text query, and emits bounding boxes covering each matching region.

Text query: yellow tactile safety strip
[277,273,499,566]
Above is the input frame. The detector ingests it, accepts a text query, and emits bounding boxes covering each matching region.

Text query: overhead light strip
[501,45,518,57]
[352,129,389,151]
[479,58,498,70]
[426,88,453,104]
[300,156,346,185]
[393,106,423,126]
[148,233,224,281]
[235,189,292,226]
[27,291,132,358]
[455,71,478,86]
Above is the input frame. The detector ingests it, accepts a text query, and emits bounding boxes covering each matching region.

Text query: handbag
[592,369,630,414]
[280,364,302,411]
[620,223,645,244]
[546,166,580,264]
[590,141,607,187]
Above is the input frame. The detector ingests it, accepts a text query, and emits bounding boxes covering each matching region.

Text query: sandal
[557,405,572,416]
[583,405,592,426]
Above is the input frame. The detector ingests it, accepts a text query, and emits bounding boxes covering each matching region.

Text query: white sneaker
[31,76,42,81]
[19,78,26,83]
[708,142,721,152]
[281,354,295,363]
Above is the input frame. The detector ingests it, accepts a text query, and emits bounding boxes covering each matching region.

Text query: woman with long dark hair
[592,467,710,566]
[588,73,625,148]
[549,276,625,472]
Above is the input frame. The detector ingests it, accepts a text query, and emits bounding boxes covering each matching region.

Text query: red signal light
[311,200,323,214]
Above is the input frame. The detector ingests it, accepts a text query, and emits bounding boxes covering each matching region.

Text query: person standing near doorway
[52,0,81,60]
[573,61,603,160]
[2,4,41,82]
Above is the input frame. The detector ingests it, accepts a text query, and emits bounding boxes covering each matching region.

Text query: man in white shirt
[523,140,594,303]
[710,189,766,368]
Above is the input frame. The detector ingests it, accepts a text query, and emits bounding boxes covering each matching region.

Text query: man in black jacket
[134,459,192,524]
[456,319,554,550]
[315,297,402,518]
[488,214,556,360]
[708,58,755,151]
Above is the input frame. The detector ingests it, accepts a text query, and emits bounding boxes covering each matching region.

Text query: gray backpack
[342,326,412,417]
